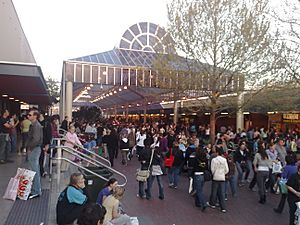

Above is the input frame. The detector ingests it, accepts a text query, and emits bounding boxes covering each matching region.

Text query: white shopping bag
[295,202,300,225]
[3,177,20,201]
[15,168,36,200]
[130,217,139,225]
[188,177,193,194]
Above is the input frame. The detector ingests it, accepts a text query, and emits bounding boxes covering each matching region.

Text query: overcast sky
[12,0,169,81]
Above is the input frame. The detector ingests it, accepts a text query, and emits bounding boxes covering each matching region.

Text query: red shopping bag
[164,148,174,168]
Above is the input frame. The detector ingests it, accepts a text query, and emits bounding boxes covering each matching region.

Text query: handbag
[151,165,163,176]
[278,178,288,194]
[164,148,175,168]
[204,170,212,182]
[136,149,154,182]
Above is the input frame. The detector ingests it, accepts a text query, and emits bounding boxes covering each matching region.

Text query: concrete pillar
[65,81,73,122]
[173,100,178,125]
[236,92,244,131]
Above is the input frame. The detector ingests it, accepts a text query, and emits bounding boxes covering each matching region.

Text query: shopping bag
[136,169,150,182]
[130,217,139,225]
[295,202,300,225]
[278,178,288,194]
[188,177,193,194]
[151,165,163,176]
[272,162,282,174]
[3,177,20,201]
[16,168,36,200]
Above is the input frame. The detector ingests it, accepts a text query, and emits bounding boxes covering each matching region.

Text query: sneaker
[173,186,178,189]
[159,196,164,200]
[225,197,228,201]
[168,183,174,187]
[28,194,40,199]
[0,160,6,164]
[207,202,216,209]
[42,172,48,177]
[221,209,227,213]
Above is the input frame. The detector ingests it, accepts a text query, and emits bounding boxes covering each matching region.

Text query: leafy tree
[46,76,60,104]
[156,0,280,143]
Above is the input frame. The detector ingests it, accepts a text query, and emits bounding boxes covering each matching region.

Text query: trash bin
[79,166,113,202]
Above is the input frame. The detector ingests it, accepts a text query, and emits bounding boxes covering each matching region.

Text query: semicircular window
[119,22,174,54]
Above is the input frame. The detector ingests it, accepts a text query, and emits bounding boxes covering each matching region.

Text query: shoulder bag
[136,149,154,182]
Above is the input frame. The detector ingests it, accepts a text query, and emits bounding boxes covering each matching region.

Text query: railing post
[56,139,61,191]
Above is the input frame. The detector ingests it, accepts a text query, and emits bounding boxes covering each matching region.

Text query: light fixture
[2,94,8,97]
[119,88,122,92]
[114,90,117,94]
[124,86,128,90]
[204,112,211,115]
[90,84,94,87]
[221,112,228,115]
[109,92,113,95]
[15,99,19,102]
[9,97,14,100]
[87,87,91,90]
[243,112,250,115]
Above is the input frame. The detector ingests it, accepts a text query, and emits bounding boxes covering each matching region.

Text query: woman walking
[253,140,271,204]
[146,147,164,200]
[191,147,208,211]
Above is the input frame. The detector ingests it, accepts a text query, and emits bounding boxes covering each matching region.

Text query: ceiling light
[9,97,14,100]
[109,92,113,95]
[119,88,122,91]
[15,99,19,102]
[87,87,91,90]
[124,86,128,90]
[2,94,8,97]
[90,84,94,87]
[114,90,117,94]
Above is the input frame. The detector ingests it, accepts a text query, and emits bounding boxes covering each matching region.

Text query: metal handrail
[52,157,111,183]
[52,137,111,167]
[58,128,67,138]
[56,146,127,187]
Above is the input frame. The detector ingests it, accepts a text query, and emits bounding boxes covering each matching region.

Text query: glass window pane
[149,23,157,34]
[132,40,142,51]
[138,35,147,46]
[115,68,121,85]
[139,22,148,33]
[76,64,82,83]
[130,69,137,86]
[129,24,140,36]
[84,65,90,83]
[108,68,114,84]
[123,68,129,86]
[120,39,130,49]
[123,30,134,41]
[92,66,98,83]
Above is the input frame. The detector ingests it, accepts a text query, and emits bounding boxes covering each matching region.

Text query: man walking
[26,109,43,199]
[0,109,13,164]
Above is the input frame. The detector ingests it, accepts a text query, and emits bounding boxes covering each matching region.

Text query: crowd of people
[1,107,300,225]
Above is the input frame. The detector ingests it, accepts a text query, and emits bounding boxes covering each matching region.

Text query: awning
[0,62,50,105]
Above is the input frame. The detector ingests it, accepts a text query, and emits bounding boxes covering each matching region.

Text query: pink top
[64,132,82,148]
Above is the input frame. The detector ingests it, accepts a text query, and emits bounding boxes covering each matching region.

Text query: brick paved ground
[113,156,289,225]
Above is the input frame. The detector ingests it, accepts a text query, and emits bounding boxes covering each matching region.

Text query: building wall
[0,0,36,63]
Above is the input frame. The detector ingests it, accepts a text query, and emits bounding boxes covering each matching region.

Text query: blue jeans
[138,181,146,197]
[236,161,250,183]
[168,167,180,186]
[10,133,17,152]
[194,174,206,208]
[146,175,164,199]
[225,176,237,197]
[0,134,9,161]
[210,180,226,210]
[28,146,42,195]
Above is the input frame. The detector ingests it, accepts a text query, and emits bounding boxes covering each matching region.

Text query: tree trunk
[210,99,217,145]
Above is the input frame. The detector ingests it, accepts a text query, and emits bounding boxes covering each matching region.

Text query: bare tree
[155,0,279,143]
[272,0,300,84]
